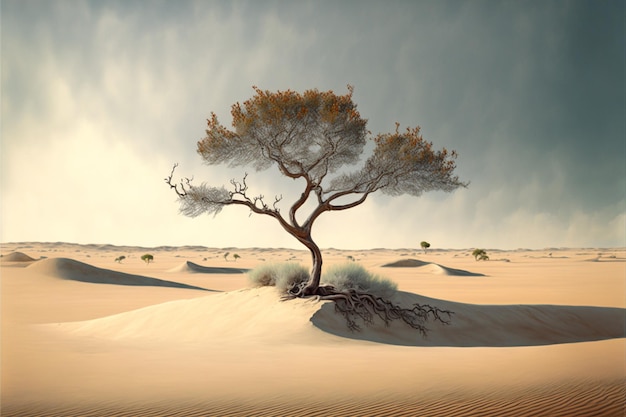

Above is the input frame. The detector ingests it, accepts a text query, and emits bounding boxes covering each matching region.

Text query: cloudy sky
[2,0,624,250]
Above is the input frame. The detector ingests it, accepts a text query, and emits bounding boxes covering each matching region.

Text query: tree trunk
[274,218,324,297]
[300,236,323,296]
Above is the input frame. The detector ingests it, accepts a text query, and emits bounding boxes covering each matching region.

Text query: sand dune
[1,251,37,262]
[382,258,430,267]
[46,287,624,348]
[382,258,485,276]
[168,260,248,274]
[28,257,211,291]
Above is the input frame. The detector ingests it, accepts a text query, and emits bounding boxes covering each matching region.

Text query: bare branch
[165,163,188,197]
[273,195,283,211]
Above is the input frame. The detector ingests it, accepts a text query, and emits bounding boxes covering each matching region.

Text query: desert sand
[1,242,624,416]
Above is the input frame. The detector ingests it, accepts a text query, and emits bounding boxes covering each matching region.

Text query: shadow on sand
[311,291,625,347]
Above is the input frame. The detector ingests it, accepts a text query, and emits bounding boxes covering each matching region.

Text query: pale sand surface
[1,243,625,416]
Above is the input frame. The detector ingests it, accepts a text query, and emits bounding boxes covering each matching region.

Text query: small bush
[472,249,488,261]
[322,263,397,298]
[248,263,276,287]
[248,263,309,292]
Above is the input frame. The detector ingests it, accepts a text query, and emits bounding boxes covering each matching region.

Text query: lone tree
[472,249,489,261]
[420,241,431,254]
[167,87,465,331]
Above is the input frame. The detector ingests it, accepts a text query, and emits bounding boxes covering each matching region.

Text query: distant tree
[115,255,126,263]
[420,241,431,254]
[141,254,154,264]
[224,252,230,262]
[233,253,241,261]
[472,249,489,261]
[167,86,465,333]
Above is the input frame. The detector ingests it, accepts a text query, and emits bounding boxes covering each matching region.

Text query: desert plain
[1,242,624,416]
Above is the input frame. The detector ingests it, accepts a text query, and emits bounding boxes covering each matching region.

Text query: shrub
[248,263,309,292]
[141,254,154,264]
[248,263,276,287]
[472,249,488,261]
[321,263,397,298]
[248,263,398,298]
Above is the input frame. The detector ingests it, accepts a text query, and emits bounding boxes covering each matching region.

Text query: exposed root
[283,283,453,336]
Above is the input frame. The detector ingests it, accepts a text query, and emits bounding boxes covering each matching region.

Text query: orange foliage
[373,124,457,176]
[224,86,364,131]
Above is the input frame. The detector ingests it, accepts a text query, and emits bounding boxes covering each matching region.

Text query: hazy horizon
[2,240,624,253]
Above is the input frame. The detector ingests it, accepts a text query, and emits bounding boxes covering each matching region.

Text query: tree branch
[289,177,314,228]
[165,163,193,197]
[217,174,307,239]
[328,191,371,211]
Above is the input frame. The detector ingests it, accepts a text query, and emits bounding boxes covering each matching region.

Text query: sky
[1,0,624,250]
